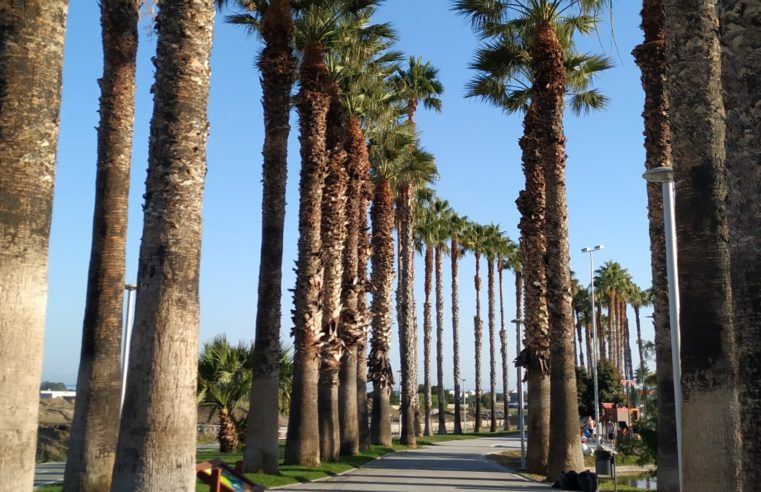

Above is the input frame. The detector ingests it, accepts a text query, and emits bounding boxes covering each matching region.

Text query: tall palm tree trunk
[110,1,215,488]
[423,245,434,436]
[398,182,418,446]
[719,1,761,482]
[0,2,67,487]
[339,116,369,456]
[632,0,678,486]
[473,251,483,433]
[64,2,137,491]
[451,238,464,434]
[663,0,743,487]
[283,41,331,468]
[498,256,510,431]
[244,0,296,474]
[534,22,584,478]
[369,179,395,447]
[585,318,593,373]
[488,258,497,432]
[575,309,585,369]
[356,188,372,452]
[318,91,348,462]
[516,97,551,474]
[633,305,645,376]
[435,246,448,434]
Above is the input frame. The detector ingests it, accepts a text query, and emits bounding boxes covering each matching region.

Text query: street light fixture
[121,283,137,410]
[511,318,526,470]
[581,245,603,444]
[643,166,682,492]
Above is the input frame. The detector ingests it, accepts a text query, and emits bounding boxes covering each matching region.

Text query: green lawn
[37,431,517,491]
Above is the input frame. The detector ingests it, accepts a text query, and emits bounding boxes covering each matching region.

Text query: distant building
[40,390,76,400]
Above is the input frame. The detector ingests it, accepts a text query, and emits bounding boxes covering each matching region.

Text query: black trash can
[595,448,615,476]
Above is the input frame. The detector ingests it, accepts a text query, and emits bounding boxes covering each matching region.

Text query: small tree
[198,336,253,452]
[576,359,624,418]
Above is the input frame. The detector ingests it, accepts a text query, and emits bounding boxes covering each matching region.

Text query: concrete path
[33,444,222,488]
[274,436,551,491]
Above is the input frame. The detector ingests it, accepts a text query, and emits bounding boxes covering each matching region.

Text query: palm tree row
[454,0,612,478]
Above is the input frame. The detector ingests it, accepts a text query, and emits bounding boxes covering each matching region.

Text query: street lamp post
[643,166,682,491]
[121,283,137,410]
[581,245,603,443]
[511,319,525,470]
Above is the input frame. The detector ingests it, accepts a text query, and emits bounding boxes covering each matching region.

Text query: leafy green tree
[41,382,68,391]
[575,359,624,419]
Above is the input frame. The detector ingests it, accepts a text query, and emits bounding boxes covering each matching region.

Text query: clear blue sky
[44,0,654,393]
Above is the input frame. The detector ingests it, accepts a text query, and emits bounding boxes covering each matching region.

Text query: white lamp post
[511,318,526,470]
[121,283,137,410]
[643,166,682,492]
[581,245,603,443]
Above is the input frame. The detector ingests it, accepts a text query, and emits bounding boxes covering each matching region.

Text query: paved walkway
[274,436,551,491]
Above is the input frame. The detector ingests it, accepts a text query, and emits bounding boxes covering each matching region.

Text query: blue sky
[44,0,654,392]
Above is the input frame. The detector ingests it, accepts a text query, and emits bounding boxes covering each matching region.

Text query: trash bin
[595,447,615,476]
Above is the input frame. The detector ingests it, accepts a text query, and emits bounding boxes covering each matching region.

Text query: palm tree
[333,21,400,456]
[414,194,454,436]
[367,120,413,447]
[499,236,520,431]
[224,0,297,474]
[629,287,651,378]
[63,2,138,490]
[720,1,761,481]
[449,213,469,434]
[284,0,373,467]
[110,0,215,488]
[391,56,443,445]
[197,336,253,453]
[355,202,372,451]
[317,71,349,466]
[432,200,455,435]
[0,1,67,487]
[632,0,678,485]
[663,0,743,486]
[483,224,503,432]
[414,196,438,437]
[396,145,437,445]
[462,221,487,433]
[570,274,586,369]
[454,0,610,478]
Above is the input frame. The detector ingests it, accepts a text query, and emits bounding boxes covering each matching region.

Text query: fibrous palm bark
[488,257,497,433]
[368,179,395,447]
[318,89,348,462]
[663,0,743,487]
[423,244,434,436]
[64,2,138,491]
[356,184,372,452]
[498,256,510,431]
[516,98,550,474]
[244,0,296,475]
[535,22,584,478]
[339,116,370,456]
[473,249,483,433]
[435,246,448,434]
[398,182,418,446]
[0,2,68,488]
[451,237,464,434]
[720,1,761,483]
[110,1,215,488]
[284,40,331,468]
